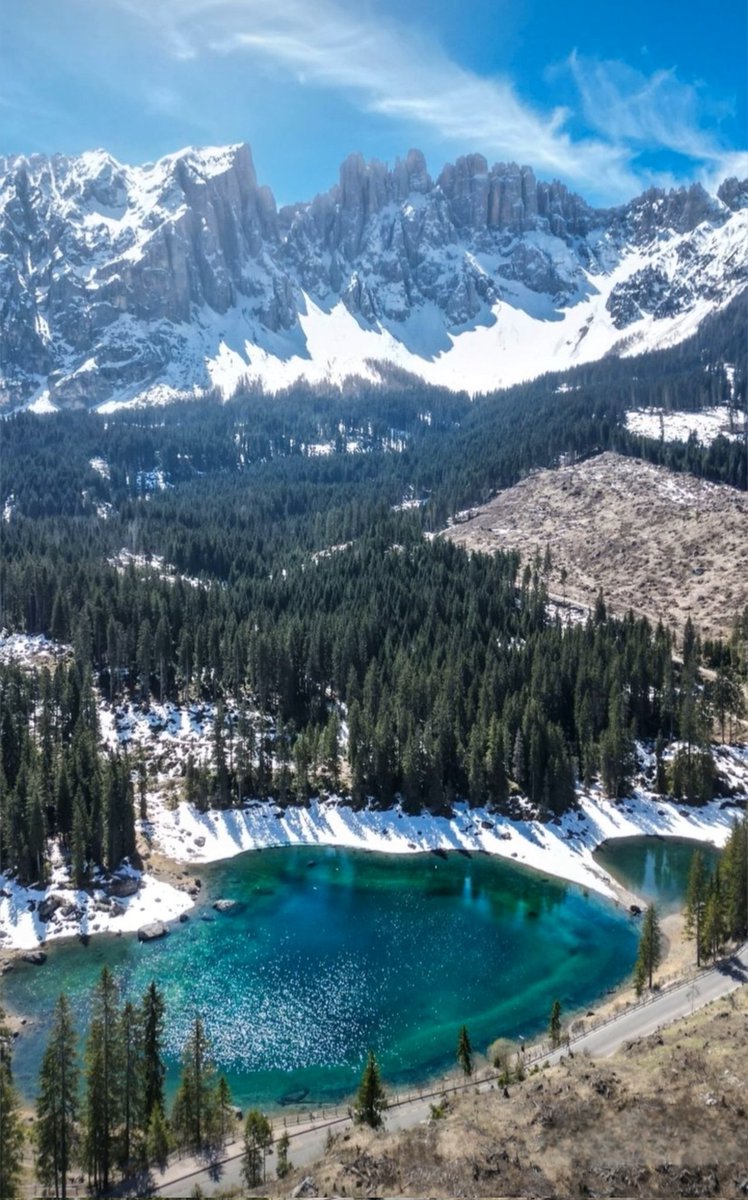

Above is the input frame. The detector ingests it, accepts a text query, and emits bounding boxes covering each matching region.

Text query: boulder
[38,895,64,922]
[106,874,140,898]
[22,950,47,965]
[137,921,168,942]
[110,901,125,918]
[213,899,238,913]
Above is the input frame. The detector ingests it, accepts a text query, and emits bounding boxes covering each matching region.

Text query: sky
[0,0,745,206]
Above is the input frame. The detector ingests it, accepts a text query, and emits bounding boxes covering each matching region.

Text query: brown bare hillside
[291,990,748,1199]
[445,452,748,641]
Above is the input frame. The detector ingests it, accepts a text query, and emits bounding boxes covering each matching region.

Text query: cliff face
[1,142,745,407]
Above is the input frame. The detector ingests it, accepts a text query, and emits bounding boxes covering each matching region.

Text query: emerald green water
[594,837,722,915]
[3,847,638,1107]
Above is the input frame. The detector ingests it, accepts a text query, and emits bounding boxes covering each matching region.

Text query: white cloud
[563,52,745,181]
[115,0,745,200]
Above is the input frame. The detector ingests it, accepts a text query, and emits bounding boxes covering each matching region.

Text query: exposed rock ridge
[0,142,745,407]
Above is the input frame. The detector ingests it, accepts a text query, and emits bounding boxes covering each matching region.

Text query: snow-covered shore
[146,761,746,904]
[0,858,192,953]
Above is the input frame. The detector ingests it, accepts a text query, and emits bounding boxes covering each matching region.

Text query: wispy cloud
[562,52,748,181]
[115,0,746,199]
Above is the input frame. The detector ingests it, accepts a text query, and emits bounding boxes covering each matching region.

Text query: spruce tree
[633,905,662,992]
[456,1025,473,1077]
[172,1016,218,1151]
[146,1105,171,1170]
[242,1109,272,1187]
[36,994,79,1200]
[214,1076,233,1146]
[684,850,708,967]
[352,1050,387,1129]
[120,1000,143,1168]
[548,999,562,1048]
[0,1008,24,1200]
[142,981,166,1122]
[83,966,122,1192]
[276,1128,291,1179]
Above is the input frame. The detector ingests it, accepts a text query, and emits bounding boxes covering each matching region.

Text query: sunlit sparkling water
[3,847,638,1107]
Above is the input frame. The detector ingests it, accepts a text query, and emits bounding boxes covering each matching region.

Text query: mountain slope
[1,143,746,409]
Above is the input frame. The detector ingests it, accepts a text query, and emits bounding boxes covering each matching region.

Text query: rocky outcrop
[137,921,168,941]
[37,895,64,922]
[22,950,47,965]
[105,874,140,898]
[1,142,746,407]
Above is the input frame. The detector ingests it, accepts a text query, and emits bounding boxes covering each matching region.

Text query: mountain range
[1,142,746,410]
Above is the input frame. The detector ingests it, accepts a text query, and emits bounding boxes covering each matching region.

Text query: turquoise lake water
[593,836,722,914]
[1,845,650,1108]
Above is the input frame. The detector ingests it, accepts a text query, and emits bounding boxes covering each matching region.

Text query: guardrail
[25,941,748,1197]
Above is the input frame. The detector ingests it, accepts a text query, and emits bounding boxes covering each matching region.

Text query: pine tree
[142,982,166,1122]
[120,1001,143,1168]
[633,905,662,992]
[702,881,725,962]
[83,966,122,1192]
[456,1025,473,1077]
[548,999,562,1047]
[172,1016,217,1151]
[36,994,79,1200]
[0,1008,24,1200]
[214,1076,233,1147]
[276,1128,291,1179]
[684,850,708,967]
[352,1050,387,1129]
[146,1105,170,1170]
[242,1109,272,1187]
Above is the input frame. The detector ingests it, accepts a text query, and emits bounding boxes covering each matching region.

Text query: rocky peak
[717,176,748,212]
[0,141,744,408]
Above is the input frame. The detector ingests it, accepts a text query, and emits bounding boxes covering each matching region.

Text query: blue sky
[1,0,745,205]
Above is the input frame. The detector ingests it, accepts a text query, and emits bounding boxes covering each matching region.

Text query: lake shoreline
[1,772,743,954]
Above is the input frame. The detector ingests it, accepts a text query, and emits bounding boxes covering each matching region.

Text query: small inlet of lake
[593,836,722,915]
[1,840,711,1109]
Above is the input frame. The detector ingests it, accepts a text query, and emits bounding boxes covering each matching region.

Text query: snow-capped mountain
[1,143,746,408]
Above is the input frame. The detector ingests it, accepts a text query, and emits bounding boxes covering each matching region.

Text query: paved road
[152,943,748,1197]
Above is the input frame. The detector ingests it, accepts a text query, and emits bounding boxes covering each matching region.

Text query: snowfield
[0,858,191,952]
[1,635,746,950]
[625,406,746,445]
[144,779,744,906]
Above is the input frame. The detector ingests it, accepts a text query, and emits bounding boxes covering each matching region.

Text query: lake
[3,846,640,1107]
[593,836,722,915]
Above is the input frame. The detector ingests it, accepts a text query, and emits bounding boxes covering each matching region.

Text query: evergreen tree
[83,966,122,1193]
[548,999,562,1048]
[214,1076,234,1147]
[352,1050,387,1129]
[142,982,166,1122]
[684,850,708,967]
[456,1025,473,1077]
[242,1109,272,1187]
[146,1105,170,1170]
[276,1128,291,1179]
[119,1001,143,1168]
[36,994,79,1200]
[172,1016,217,1151]
[633,905,662,993]
[0,1008,24,1200]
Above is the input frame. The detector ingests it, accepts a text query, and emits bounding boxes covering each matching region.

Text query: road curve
[151,942,748,1197]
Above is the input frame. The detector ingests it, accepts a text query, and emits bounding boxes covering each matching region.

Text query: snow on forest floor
[2,637,747,949]
[625,406,746,445]
[144,777,744,905]
[0,856,191,952]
